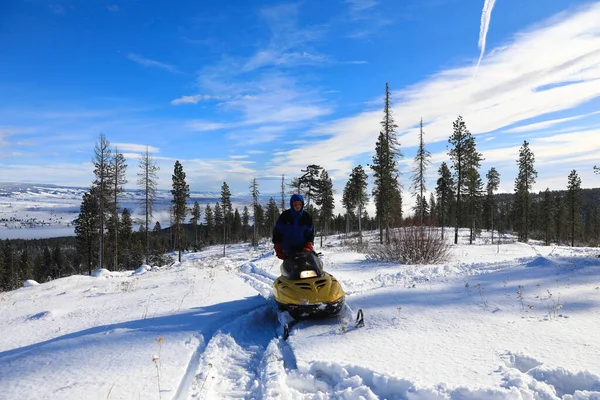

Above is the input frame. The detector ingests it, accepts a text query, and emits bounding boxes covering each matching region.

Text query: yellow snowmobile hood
[273,272,345,306]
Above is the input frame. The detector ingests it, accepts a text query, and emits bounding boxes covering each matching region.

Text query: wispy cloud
[171,94,229,105]
[127,53,179,74]
[107,5,120,12]
[268,2,600,191]
[475,0,497,73]
[504,111,600,133]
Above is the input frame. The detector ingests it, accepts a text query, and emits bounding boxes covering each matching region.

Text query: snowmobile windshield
[281,251,324,280]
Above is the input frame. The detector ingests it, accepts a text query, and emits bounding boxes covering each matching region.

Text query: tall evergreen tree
[214,202,224,243]
[369,82,403,244]
[265,198,279,236]
[119,208,133,268]
[250,178,260,247]
[254,203,265,239]
[541,188,556,245]
[298,165,324,206]
[566,170,583,247]
[74,188,100,275]
[484,167,500,243]
[514,140,537,242]
[190,201,202,251]
[204,204,214,245]
[435,162,454,240]
[315,169,335,246]
[241,206,250,242]
[465,161,484,244]
[220,182,232,256]
[232,209,242,242]
[92,133,113,268]
[448,116,480,244]
[110,147,127,270]
[342,165,369,243]
[411,118,431,226]
[171,160,190,262]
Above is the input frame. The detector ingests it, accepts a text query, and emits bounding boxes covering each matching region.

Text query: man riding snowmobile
[271,194,345,318]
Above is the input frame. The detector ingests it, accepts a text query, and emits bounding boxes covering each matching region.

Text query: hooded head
[290,193,304,214]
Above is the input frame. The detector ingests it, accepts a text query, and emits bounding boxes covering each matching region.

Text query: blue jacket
[272,194,314,254]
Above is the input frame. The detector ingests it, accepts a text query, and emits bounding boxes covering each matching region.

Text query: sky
[1,227,600,399]
[1,0,600,212]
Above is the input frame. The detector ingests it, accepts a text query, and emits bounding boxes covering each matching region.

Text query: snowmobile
[272,250,364,339]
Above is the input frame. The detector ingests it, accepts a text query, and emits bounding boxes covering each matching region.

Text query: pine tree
[566,170,583,247]
[435,162,454,240]
[514,140,537,242]
[119,208,133,268]
[448,116,480,244]
[214,202,224,243]
[484,167,500,243]
[137,146,160,264]
[92,133,113,269]
[232,209,242,242]
[110,148,127,270]
[429,193,437,225]
[315,169,335,246]
[220,182,233,256]
[265,198,279,236]
[298,165,324,206]
[171,160,190,262]
[254,203,265,238]
[541,189,555,246]
[342,165,369,243]
[242,206,250,242]
[369,82,403,244]
[465,162,484,244]
[190,201,202,251]
[74,188,99,275]
[411,118,431,226]
[204,204,214,245]
[250,178,260,247]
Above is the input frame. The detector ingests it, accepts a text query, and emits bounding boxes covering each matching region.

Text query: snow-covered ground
[1,230,600,399]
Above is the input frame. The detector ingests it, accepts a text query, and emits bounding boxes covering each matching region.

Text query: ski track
[181,247,600,399]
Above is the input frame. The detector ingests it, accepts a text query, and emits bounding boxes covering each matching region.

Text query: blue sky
[1,0,600,213]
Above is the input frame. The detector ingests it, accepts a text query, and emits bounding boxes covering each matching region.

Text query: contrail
[475,0,497,75]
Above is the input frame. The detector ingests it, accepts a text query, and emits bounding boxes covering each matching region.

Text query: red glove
[304,242,314,252]
[274,243,285,260]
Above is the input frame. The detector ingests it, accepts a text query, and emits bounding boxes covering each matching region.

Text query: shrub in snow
[23,280,39,287]
[367,226,450,264]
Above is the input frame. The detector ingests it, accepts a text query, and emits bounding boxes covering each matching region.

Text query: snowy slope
[1,231,600,399]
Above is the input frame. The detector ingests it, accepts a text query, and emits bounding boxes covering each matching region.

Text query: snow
[1,230,600,399]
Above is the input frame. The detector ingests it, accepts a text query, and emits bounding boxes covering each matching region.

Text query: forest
[1,83,599,292]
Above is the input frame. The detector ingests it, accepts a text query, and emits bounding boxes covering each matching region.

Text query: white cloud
[267,2,600,193]
[127,53,179,73]
[504,111,600,133]
[171,94,228,105]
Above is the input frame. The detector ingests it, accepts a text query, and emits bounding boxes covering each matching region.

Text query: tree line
[2,82,600,291]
